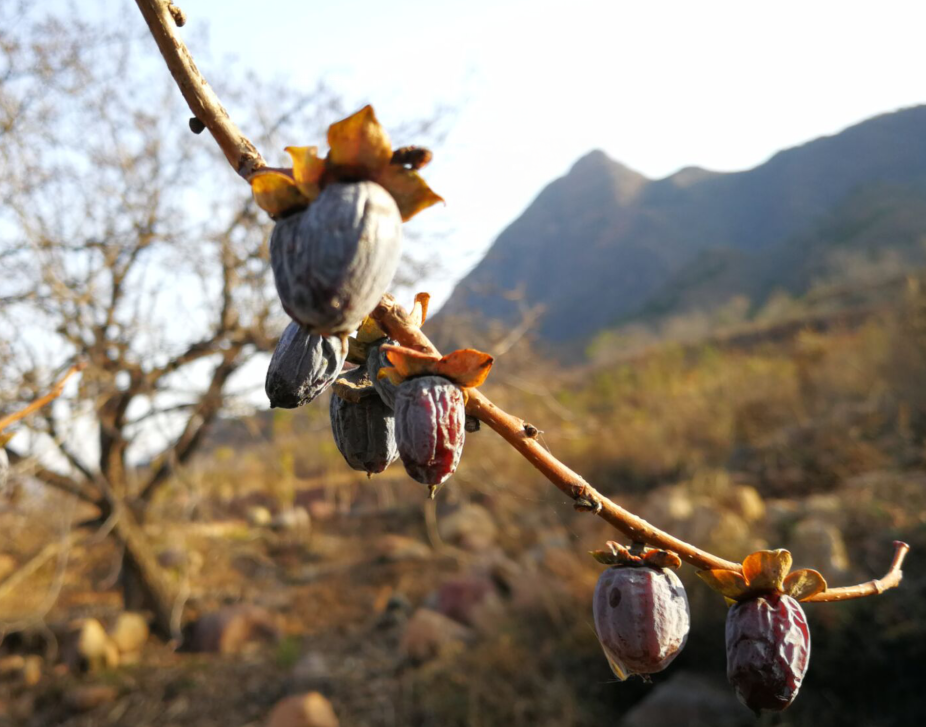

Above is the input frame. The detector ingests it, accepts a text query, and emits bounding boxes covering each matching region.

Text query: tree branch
[371,296,910,600]
[4,448,101,505]
[136,344,244,503]
[803,541,910,603]
[136,6,910,603]
[133,0,265,179]
[0,362,85,433]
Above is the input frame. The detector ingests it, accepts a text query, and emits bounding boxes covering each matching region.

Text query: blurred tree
[0,2,443,635]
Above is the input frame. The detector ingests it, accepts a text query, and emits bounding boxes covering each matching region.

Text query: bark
[110,502,177,638]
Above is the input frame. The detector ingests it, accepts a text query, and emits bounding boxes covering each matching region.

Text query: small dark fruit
[394,375,465,486]
[270,181,402,334]
[265,321,345,408]
[726,592,810,713]
[329,367,399,474]
[593,566,690,680]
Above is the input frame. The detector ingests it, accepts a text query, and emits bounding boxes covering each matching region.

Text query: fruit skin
[366,339,399,410]
[725,592,810,713]
[394,376,465,485]
[593,566,690,680]
[270,181,402,334]
[329,367,399,474]
[265,321,346,409]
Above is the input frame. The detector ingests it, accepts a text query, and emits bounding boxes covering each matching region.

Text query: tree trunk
[111,503,177,639]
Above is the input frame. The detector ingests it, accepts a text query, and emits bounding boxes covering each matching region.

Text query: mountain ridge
[439,105,926,343]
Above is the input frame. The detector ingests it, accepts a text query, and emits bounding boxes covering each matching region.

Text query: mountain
[439,106,926,343]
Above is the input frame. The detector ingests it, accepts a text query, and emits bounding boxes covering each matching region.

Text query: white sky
[178,0,926,306]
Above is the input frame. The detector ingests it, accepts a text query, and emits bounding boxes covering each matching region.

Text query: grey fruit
[366,339,399,410]
[270,181,402,335]
[330,367,399,474]
[593,566,690,680]
[265,321,346,409]
[394,376,466,486]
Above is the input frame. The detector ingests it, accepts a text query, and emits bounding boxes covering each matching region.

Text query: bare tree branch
[137,344,244,503]
[0,363,84,433]
[133,0,266,179]
[3,448,100,505]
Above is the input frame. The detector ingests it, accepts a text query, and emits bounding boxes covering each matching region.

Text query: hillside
[439,106,926,343]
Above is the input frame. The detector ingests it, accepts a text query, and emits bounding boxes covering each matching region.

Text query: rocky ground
[1,461,923,726]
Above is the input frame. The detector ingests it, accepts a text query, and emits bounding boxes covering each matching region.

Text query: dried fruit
[394,375,465,487]
[265,321,346,408]
[725,593,810,713]
[329,367,399,474]
[593,564,691,680]
[270,181,402,335]
[366,339,399,409]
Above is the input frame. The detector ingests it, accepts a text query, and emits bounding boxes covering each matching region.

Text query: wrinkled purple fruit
[366,338,399,410]
[726,592,810,713]
[329,367,399,475]
[394,375,465,486]
[593,566,690,680]
[265,321,346,409]
[270,181,402,335]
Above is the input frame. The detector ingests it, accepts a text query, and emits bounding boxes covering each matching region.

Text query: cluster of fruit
[254,107,491,495]
[592,543,818,714]
[248,106,890,717]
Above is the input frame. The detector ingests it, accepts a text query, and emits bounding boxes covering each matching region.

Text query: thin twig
[371,296,910,598]
[370,295,739,573]
[0,362,85,433]
[135,6,911,602]
[803,541,910,603]
[133,0,265,179]
[0,534,77,602]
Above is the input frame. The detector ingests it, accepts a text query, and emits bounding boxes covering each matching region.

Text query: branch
[137,7,910,603]
[370,296,739,573]
[133,0,265,179]
[371,296,910,601]
[803,541,910,603]
[136,345,243,503]
[4,448,101,505]
[0,362,85,433]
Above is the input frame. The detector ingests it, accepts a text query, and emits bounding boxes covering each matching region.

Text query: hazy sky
[173,0,926,306]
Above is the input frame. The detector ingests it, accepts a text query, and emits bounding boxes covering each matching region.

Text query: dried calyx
[590,541,683,570]
[250,105,442,222]
[698,549,827,604]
